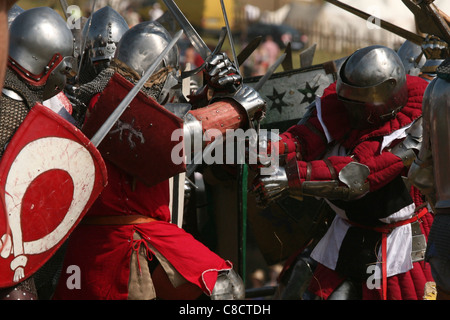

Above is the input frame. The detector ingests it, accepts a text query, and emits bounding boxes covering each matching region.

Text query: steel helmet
[80,6,129,80]
[336,45,408,128]
[115,21,180,104]
[8,7,76,100]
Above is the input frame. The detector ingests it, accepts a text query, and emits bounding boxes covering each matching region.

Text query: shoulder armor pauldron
[390,117,423,166]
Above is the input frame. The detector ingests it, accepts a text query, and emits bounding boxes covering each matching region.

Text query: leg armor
[0,278,37,300]
[281,255,316,300]
[210,269,245,300]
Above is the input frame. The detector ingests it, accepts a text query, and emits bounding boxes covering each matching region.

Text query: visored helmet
[9,7,76,100]
[397,40,426,77]
[115,21,180,104]
[336,45,408,128]
[79,6,129,83]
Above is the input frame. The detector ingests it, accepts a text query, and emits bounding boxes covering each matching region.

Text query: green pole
[238,163,248,285]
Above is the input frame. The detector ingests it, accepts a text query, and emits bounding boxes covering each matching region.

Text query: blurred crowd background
[18,0,450,78]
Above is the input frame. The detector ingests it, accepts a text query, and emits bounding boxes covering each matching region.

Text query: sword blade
[300,43,317,68]
[324,0,425,46]
[162,0,211,60]
[220,0,240,73]
[90,30,184,147]
[254,53,286,91]
[237,36,262,66]
[282,43,293,71]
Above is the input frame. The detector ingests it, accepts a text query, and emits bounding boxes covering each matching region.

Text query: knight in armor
[67,6,129,127]
[408,58,450,300]
[53,20,264,300]
[0,6,76,300]
[251,45,434,300]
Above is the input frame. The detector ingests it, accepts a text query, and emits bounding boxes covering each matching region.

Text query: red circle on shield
[20,169,74,242]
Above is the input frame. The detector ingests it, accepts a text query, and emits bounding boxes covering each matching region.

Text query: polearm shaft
[59,0,69,19]
[76,0,97,81]
[324,0,426,46]
[90,30,184,147]
[220,0,240,73]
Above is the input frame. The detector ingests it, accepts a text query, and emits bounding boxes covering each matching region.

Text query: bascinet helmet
[115,21,180,104]
[397,40,426,77]
[8,7,75,100]
[80,6,129,82]
[336,45,408,128]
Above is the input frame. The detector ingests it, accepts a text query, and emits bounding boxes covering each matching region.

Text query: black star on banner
[298,82,319,104]
[267,87,289,114]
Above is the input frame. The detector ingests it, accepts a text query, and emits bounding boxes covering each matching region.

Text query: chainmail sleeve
[0,68,43,157]
[0,95,28,157]
[67,67,116,127]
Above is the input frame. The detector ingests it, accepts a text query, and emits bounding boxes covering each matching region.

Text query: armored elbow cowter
[252,158,371,208]
[390,117,423,166]
[285,157,370,201]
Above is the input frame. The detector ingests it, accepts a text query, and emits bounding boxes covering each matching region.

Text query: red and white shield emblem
[0,103,107,288]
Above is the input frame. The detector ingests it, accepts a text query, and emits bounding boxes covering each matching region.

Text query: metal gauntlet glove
[205,52,242,91]
[251,166,289,208]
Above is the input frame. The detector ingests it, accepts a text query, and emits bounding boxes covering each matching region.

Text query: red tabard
[53,160,232,300]
[277,75,434,300]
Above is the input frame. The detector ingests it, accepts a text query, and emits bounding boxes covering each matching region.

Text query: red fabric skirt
[53,221,232,300]
[308,210,434,300]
